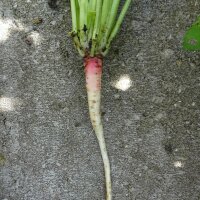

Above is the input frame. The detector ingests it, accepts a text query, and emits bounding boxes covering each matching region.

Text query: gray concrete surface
[0,0,200,199]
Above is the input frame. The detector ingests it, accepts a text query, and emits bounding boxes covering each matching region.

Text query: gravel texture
[0,0,200,199]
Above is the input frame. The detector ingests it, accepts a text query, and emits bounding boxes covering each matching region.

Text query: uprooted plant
[69,1,131,199]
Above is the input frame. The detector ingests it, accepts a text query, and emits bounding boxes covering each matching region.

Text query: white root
[87,90,112,200]
[85,57,112,200]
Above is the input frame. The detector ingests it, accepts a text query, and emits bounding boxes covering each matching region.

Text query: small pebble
[42,164,46,168]
[189,62,196,68]
[155,113,165,120]
[24,35,33,46]
[50,20,56,26]
[68,69,73,76]
[58,14,64,20]
[13,3,18,8]
[178,88,182,93]
[133,114,141,121]
[136,52,144,61]
[161,49,174,59]
[125,119,132,126]
[152,96,164,104]
[114,94,120,99]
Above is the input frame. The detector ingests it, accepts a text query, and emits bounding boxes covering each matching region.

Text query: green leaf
[183,16,200,51]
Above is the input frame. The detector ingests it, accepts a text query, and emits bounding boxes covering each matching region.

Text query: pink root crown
[84,56,103,91]
[84,56,103,75]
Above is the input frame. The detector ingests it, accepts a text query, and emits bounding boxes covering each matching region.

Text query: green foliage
[70,0,131,57]
[183,16,200,51]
